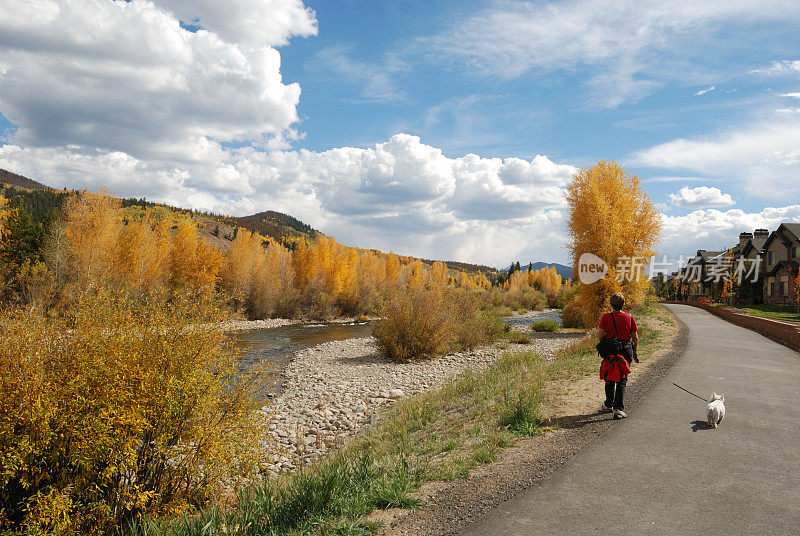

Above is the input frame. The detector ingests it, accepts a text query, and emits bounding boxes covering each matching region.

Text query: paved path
[460,304,800,535]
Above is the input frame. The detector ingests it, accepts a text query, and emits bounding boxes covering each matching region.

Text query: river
[229,321,373,393]
[231,311,562,393]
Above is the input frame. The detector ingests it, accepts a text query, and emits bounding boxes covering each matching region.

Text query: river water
[503,310,562,328]
[229,322,373,393]
[231,311,562,393]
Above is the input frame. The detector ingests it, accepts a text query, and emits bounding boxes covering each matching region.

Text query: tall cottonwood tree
[63,190,121,287]
[566,160,661,325]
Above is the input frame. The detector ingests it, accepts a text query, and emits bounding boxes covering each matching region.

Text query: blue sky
[1,0,799,267]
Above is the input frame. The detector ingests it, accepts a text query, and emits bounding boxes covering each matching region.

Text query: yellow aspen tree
[63,190,122,287]
[566,160,661,325]
[406,259,427,290]
[292,238,311,292]
[430,261,448,289]
[355,251,382,312]
[385,253,400,285]
[169,219,223,293]
[336,247,360,312]
[508,270,526,290]
[116,216,171,290]
[251,242,295,318]
[220,231,260,305]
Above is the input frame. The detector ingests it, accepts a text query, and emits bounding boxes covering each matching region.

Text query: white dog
[707,393,725,429]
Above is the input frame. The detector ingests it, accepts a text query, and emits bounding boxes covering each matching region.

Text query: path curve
[459,304,800,535]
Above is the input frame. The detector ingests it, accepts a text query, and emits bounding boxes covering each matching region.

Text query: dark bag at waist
[596,337,631,359]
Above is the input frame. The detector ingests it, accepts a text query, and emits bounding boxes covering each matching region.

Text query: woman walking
[598,293,638,419]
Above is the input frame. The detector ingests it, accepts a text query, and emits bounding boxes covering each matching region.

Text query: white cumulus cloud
[660,205,800,258]
[669,186,734,208]
[632,119,800,199]
[0,0,316,161]
[153,0,317,47]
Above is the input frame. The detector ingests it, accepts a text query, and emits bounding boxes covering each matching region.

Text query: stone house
[732,229,770,304]
[762,223,800,306]
[681,250,725,298]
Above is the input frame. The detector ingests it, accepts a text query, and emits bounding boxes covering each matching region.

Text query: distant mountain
[0,168,51,191]
[508,261,573,280]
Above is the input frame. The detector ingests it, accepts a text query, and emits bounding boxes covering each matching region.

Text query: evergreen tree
[0,204,42,270]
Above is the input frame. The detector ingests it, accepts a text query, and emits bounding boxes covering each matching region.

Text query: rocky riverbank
[221,316,378,332]
[220,318,300,332]
[259,333,577,476]
[507,307,561,319]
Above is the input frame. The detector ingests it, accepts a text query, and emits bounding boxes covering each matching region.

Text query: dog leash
[672,382,707,402]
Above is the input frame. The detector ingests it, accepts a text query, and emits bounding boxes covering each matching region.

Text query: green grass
[530,319,559,332]
[129,302,672,536]
[737,304,800,323]
[503,330,532,344]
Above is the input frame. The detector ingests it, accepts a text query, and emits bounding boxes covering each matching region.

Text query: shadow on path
[690,419,712,432]
[550,411,612,430]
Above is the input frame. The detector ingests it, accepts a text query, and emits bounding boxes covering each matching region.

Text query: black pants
[604,376,627,411]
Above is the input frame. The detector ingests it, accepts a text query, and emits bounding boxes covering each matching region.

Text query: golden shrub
[373,288,454,361]
[0,288,273,534]
[374,288,501,361]
[560,296,586,328]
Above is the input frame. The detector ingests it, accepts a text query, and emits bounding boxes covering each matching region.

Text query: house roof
[765,259,799,277]
[783,223,800,241]
[763,223,800,251]
[697,250,725,262]
[739,233,769,257]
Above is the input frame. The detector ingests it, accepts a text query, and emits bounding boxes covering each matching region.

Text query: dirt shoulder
[374,306,687,536]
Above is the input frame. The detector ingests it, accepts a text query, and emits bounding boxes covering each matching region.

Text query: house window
[779,282,786,296]
[793,246,798,259]
[768,251,775,265]
[770,282,775,296]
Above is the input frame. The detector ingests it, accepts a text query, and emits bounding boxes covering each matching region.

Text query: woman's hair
[610,293,625,311]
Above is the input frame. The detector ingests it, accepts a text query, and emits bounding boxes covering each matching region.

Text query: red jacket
[599,354,631,382]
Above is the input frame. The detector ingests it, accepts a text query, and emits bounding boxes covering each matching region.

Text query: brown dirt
[371,307,687,536]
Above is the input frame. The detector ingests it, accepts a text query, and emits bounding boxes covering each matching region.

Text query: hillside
[0,168,51,191]
[0,168,500,271]
[224,210,320,243]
